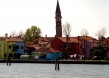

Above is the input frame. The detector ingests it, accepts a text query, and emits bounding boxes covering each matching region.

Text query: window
[64,44,67,48]
[73,48,76,52]
[9,45,12,49]
[21,46,24,49]
[60,44,62,48]
[16,46,19,49]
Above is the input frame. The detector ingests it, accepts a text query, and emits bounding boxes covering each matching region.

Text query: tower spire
[55,0,62,37]
[56,0,61,15]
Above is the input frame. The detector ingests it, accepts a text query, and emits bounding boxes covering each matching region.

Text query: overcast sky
[0,0,109,37]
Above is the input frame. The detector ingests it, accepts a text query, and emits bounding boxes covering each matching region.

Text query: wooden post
[7,54,11,66]
[55,57,60,70]
[57,60,59,70]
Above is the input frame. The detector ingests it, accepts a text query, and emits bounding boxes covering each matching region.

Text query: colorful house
[0,40,6,59]
[50,37,82,57]
[99,37,109,59]
[79,36,98,59]
[16,41,24,54]
[0,37,24,59]
[46,52,62,60]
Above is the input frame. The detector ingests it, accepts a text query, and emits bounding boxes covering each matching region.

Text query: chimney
[55,35,57,37]
[45,35,47,38]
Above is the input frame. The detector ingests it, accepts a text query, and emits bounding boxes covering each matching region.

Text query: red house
[50,37,82,56]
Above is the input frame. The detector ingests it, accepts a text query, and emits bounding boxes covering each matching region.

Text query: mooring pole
[55,57,60,70]
[55,59,58,70]
[7,55,11,66]
[57,60,60,70]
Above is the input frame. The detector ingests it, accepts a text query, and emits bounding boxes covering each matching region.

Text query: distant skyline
[0,0,109,38]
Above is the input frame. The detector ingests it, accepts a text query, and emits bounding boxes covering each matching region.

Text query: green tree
[24,26,41,41]
[90,45,106,60]
[30,26,41,39]
[5,33,8,37]
[24,28,32,41]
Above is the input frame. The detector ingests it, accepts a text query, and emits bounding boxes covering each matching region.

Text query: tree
[24,25,41,42]
[30,26,41,39]
[5,33,8,37]
[10,31,17,37]
[96,27,106,39]
[80,29,89,60]
[63,22,72,38]
[24,28,32,42]
[18,30,24,38]
[81,29,89,36]
[95,27,106,46]
[90,45,106,60]
[62,22,72,59]
[63,22,72,44]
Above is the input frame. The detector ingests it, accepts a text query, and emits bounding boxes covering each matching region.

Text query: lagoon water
[0,63,109,78]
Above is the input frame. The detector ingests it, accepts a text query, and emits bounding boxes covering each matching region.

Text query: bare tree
[95,27,106,46]
[62,22,72,58]
[63,22,72,42]
[18,30,24,38]
[81,28,89,36]
[96,27,106,39]
[80,28,89,60]
[63,22,72,37]
[10,31,17,37]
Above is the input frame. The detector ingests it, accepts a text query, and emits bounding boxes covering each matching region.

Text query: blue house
[16,41,24,54]
[46,52,62,60]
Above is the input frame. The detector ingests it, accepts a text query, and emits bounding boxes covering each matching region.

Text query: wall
[50,37,82,55]
[16,41,24,54]
[6,42,16,59]
[0,41,5,59]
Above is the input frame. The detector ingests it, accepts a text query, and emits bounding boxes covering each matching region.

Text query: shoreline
[1,59,109,64]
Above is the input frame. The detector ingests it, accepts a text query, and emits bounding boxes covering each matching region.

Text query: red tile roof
[58,37,79,43]
[5,38,23,42]
[79,36,97,42]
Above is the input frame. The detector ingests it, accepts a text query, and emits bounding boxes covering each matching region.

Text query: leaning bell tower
[55,0,62,37]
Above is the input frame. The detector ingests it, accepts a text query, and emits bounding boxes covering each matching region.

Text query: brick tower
[55,0,62,37]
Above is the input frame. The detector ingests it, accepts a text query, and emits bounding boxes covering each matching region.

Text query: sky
[0,0,109,38]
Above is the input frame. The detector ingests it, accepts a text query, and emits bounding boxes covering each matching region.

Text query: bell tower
[55,0,62,37]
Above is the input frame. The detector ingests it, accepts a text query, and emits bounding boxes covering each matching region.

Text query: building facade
[50,37,82,57]
[0,37,24,59]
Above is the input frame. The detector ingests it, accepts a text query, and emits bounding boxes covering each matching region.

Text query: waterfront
[0,63,108,78]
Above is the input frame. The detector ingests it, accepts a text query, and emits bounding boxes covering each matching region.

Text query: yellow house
[0,37,23,59]
[0,41,6,59]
